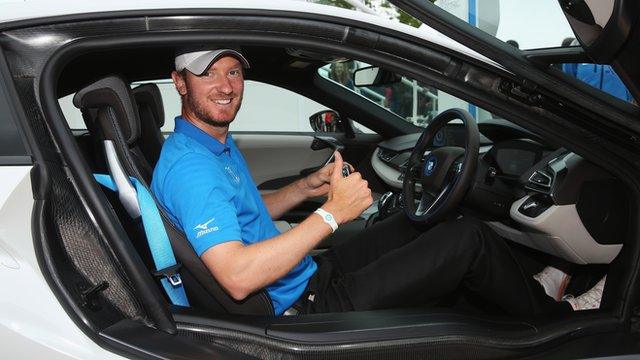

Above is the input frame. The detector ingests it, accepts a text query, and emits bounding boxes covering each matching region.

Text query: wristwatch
[314,208,338,233]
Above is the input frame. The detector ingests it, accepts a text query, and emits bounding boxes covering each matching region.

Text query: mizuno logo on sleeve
[194,217,219,238]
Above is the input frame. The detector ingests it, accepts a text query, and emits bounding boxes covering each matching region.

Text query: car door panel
[232,133,333,188]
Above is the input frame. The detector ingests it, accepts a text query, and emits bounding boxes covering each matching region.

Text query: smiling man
[151,48,601,316]
[152,48,373,315]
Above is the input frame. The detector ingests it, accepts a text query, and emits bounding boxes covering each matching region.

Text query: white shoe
[564,276,606,311]
[533,266,571,301]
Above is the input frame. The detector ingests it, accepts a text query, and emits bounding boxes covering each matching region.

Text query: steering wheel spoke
[415,181,452,216]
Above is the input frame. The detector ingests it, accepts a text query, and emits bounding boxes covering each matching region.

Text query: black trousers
[296,213,572,316]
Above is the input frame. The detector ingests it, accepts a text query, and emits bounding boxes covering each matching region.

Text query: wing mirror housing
[353,66,401,87]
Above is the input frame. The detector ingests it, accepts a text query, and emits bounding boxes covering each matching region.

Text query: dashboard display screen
[496,148,536,176]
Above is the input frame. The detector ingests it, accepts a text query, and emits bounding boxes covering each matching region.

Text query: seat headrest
[73,76,140,145]
[132,83,165,128]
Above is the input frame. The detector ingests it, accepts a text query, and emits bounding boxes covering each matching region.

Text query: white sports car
[1,0,639,359]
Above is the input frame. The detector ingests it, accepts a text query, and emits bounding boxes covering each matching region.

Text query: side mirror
[558,0,634,62]
[309,110,343,133]
[353,66,401,87]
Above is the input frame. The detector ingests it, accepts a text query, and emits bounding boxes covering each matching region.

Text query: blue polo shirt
[151,117,317,315]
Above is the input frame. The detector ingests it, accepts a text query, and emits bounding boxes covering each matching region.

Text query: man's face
[172,55,244,128]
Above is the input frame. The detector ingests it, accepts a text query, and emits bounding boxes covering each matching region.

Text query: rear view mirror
[353,66,401,87]
[558,0,634,62]
[309,110,343,133]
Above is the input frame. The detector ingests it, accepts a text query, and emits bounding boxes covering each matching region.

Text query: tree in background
[313,0,434,28]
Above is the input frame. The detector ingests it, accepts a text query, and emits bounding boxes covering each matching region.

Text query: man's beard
[185,91,243,128]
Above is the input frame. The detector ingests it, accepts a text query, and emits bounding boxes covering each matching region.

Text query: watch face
[325,214,333,221]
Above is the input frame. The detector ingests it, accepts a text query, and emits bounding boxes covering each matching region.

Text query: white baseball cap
[174,49,250,75]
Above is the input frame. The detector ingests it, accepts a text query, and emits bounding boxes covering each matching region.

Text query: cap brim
[185,49,250,75]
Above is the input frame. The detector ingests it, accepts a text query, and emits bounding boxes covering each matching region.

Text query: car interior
[5,7,639,358]
[56,42,629,340]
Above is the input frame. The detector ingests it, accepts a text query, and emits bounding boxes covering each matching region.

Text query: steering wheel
[402,108,479,224]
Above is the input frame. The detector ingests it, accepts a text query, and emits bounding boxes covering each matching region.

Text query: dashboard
[371,123,627,265]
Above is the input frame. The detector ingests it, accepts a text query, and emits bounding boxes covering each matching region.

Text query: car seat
[73,75,274,315]
[132,83,165,168]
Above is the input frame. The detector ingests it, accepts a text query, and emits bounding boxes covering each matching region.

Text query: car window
[309,0,422,28]
[319,61,495,128]
[313,0,574,50]
[557,63,634,104]
[433,0,575,50]
[59,80,372,133]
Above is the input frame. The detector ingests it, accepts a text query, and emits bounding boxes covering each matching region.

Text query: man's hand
[323,152,373,225]
[262,152,355,220]
[298,163,332,198]
[298,153,354,198]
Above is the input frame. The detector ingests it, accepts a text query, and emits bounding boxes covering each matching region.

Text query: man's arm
[201,152,372,300]
[260,179,313,221]
[261,159,345,220]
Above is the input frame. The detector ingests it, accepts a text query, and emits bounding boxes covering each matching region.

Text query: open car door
[390,0,639,132]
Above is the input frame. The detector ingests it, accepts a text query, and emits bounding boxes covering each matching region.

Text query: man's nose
[215,75,233,94]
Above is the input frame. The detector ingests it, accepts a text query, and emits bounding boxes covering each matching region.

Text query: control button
[378,150,397,162]
[528,170,552,188]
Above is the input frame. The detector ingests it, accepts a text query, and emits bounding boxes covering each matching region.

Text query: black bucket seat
[73,75,274,316]
[132,83,166,168]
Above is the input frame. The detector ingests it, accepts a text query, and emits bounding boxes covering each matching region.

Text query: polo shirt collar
[174,117,232,156]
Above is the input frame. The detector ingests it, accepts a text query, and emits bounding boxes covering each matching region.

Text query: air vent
[378,149,397,163]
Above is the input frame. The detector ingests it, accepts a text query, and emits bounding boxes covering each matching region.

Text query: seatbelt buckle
[153,263,183,286]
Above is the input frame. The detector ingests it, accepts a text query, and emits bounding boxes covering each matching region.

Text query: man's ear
[171,70,187,96]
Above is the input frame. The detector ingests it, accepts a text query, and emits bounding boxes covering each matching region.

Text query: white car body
[0,0,499,67]
[1,167,129,359]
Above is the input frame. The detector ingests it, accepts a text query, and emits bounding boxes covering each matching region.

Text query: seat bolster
[132,83,165,127]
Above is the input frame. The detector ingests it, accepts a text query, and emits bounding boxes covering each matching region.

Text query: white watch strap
[314,208,338,233]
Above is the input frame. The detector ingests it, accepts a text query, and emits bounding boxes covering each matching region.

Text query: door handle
[311,136,344,151]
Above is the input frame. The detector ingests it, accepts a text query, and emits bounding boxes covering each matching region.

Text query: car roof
[0,0,500,69]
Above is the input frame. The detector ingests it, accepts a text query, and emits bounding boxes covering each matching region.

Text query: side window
[233,81,329,132]
[144,80,337,132]
[319,61,495,128]
[59,80,344,133]
[58,93,85,130]
[558,63,634,104]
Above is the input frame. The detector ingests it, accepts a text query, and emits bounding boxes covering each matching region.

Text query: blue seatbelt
[93,174,190,307]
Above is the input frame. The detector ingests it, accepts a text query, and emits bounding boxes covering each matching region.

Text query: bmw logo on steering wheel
[423,154,437,177]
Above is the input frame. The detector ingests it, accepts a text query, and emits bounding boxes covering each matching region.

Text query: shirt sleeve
[162,153,242,256]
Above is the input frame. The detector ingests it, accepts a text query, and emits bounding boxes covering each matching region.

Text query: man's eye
[229,70,241,77]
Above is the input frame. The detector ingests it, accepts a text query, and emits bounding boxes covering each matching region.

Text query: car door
[389,0,639,124]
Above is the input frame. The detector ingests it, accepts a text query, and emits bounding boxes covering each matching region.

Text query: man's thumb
[332,151,344,180]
